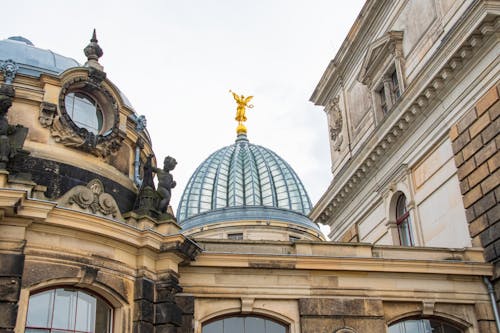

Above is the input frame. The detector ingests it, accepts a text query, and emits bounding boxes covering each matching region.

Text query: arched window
[25,288,112,332]
[396,194,413,246]
[203,315,287,333]
[389,318,462,333]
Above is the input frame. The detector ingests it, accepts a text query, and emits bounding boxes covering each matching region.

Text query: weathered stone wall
[299,298,385,333]
[450,82,500,307]
[0,253,24,333]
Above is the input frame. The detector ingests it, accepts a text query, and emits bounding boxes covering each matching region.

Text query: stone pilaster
[134,277,155,333]
[155,273,183,333]
[0,253,25,332]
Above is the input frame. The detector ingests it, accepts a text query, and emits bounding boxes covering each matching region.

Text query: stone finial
[84,29,104,71]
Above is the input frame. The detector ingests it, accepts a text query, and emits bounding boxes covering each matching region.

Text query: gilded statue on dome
[230,90,253,134]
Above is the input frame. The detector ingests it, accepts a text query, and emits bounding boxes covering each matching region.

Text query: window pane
[224,317,244,332]
[265,320,286,333]
[245,317,265,333]
[204,320,223,333]
[95,296,112,333]
[25,329,50,333]
[64,92,102,134]
[75,291,96,331]
[26,290,54,327]
[52,289,77,330]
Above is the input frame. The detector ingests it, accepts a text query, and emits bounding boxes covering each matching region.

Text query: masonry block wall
[450,82,500,307]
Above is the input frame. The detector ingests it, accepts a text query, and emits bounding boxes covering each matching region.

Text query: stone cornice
[310,0,393,105]
[310,8,499,225]
[0,186,200,261]
[189,250,491,276]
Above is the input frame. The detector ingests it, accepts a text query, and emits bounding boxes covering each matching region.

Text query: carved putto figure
[154,156,177,213]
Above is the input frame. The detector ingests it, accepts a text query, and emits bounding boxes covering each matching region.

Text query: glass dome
[177,133,318,231]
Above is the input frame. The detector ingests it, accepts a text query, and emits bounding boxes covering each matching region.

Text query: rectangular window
[228,233,243,240]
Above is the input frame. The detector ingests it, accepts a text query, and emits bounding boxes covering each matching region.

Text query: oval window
[25,288,112,332]
[64,92,103,134]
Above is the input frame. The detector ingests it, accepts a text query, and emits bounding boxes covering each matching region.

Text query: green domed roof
[177,134,318,231]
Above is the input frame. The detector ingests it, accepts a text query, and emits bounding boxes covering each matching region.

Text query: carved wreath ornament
[57,179,122,219]
[327,96,343,151]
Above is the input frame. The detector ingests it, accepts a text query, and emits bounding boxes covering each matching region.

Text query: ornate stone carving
[136,115,147,132]
[51,76,124,158]
[84,29,104,71]
[39,102,57,127]
[154,156,177,213]
[326,96,343,152]
[0,60,19,85]
[57,179,123,219]
[133,155,177,220]
[0,84,29,170]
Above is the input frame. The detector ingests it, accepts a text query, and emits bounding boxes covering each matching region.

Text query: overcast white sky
[2,1,365,220]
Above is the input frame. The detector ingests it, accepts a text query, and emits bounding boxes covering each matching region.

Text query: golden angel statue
[230,90,253,123]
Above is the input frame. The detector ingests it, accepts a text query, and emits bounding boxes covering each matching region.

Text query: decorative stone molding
[0,59,19,85]
[325,96,343,151]
[241,297,255,313]
[358,30,404,87]
[50,75,124,158]
[39,102,57,128]
[57,179,123,219]
[315,15,499,225]
[422,301,435,315]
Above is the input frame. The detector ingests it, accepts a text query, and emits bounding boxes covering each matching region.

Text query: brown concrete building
[0,0,499,332]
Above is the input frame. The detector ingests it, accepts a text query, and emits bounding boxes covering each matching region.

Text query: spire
[84,29,104,71]
[229,90,253,135]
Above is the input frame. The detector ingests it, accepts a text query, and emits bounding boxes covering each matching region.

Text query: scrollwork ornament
[58,178,122,219]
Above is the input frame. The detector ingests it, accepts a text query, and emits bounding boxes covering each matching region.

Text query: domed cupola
[177,92,323,241]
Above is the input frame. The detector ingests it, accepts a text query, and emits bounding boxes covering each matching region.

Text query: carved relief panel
[325,96,344,152]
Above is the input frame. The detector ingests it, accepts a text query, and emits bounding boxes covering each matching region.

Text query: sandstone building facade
[0,0,498,332]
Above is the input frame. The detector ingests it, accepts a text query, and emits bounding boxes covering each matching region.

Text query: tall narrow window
[391,70,401,100]
[396,194,413,246]
[378,86,388,114]
[26,288,112,332]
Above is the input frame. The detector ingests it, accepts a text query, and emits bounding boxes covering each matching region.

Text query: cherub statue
[154,156,177,213]
[230,90,253,123]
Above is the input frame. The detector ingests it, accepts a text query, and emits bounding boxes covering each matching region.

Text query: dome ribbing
[177,134,316,231]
